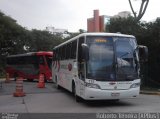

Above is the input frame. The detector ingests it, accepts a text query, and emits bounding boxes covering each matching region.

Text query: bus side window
[52,52,56,61]
[7,57,12,65]
[39,56,44,65]
[78,37,85,62]
[71,40,77,59]
[66,43,71,59]
[56,49,60,60]
[78,37,85,80]
[61,46,66,60]
[52,49,57,67]
[57,49,60,60]
[18,57,24,64]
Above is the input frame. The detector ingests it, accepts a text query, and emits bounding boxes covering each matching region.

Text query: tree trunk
[128,0,149,22]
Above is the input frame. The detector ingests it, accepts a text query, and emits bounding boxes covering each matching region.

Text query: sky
[0,0,159,32]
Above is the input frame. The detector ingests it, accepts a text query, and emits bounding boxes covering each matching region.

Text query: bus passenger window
[71,40,77,59]
[39,56,44,65]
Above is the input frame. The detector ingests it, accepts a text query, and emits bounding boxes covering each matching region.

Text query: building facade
[87,10,131,32]
[87,10,111,32]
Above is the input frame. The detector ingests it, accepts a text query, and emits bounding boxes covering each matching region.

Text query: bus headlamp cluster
[130,83,140,88]
[85,82,101,89]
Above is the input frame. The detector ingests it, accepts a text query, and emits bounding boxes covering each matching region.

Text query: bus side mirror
[138,45,148,62]
[82,43,89,61]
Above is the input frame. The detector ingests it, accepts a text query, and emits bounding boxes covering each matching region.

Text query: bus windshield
[86,36,139,81]
[115,37,139,81]
[86,36,115,81]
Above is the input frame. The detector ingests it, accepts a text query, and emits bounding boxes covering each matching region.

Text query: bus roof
[7,51,53,58]
[36,51,53,56]
[53,32,135,49]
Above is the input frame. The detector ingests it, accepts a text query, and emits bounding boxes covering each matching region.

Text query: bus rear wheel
[27,79,33,82]
[112,99,120,102]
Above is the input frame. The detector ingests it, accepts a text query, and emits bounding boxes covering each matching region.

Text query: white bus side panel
[52,59,78,92]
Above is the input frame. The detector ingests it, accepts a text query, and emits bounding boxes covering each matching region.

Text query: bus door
[78,62,85,97]
[77,37,85,97]
[45,55,52,70]
[44,55,52,80]
[39,56,46,75]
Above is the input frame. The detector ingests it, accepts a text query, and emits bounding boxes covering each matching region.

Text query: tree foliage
[25,29,64,52]
[0,11,64,55]
[0,12,27,56]
[0,11,27,75]
[0,11,64,76]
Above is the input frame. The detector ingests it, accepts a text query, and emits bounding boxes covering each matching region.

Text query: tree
[106,16,144,36]
[143,18,160,87]
[0,11,27,56]
[128,0,149,22]
[0,11,65,76]
[0,11,28,76]
[26,29,64,52]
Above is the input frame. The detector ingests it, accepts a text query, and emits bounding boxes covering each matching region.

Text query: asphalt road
[0,80,160,119]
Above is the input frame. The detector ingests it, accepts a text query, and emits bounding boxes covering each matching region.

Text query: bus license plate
[111,93,120,97]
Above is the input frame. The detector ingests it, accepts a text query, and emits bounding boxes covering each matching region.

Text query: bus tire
[27,79,33,82]
[72,81,81,102]
[112,99,120,102]
[75,95,82,102]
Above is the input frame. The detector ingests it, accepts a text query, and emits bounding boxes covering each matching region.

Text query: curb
[140,91,160,96]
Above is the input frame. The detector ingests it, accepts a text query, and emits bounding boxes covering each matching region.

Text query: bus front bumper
[83,87,140,100]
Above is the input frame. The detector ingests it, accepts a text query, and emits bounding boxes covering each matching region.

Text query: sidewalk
[140,90,160,96]
[1,78,160,96]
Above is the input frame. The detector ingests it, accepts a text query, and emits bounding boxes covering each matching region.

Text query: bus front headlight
[85,82,101,89]
[130,83,140,88]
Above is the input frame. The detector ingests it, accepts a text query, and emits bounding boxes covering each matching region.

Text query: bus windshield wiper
[120,52,130,58]
[116,52,131,77]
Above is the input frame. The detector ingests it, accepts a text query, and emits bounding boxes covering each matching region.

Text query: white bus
[52,33,148,102]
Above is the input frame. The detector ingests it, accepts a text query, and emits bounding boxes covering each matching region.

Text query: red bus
[6,51,53,82]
